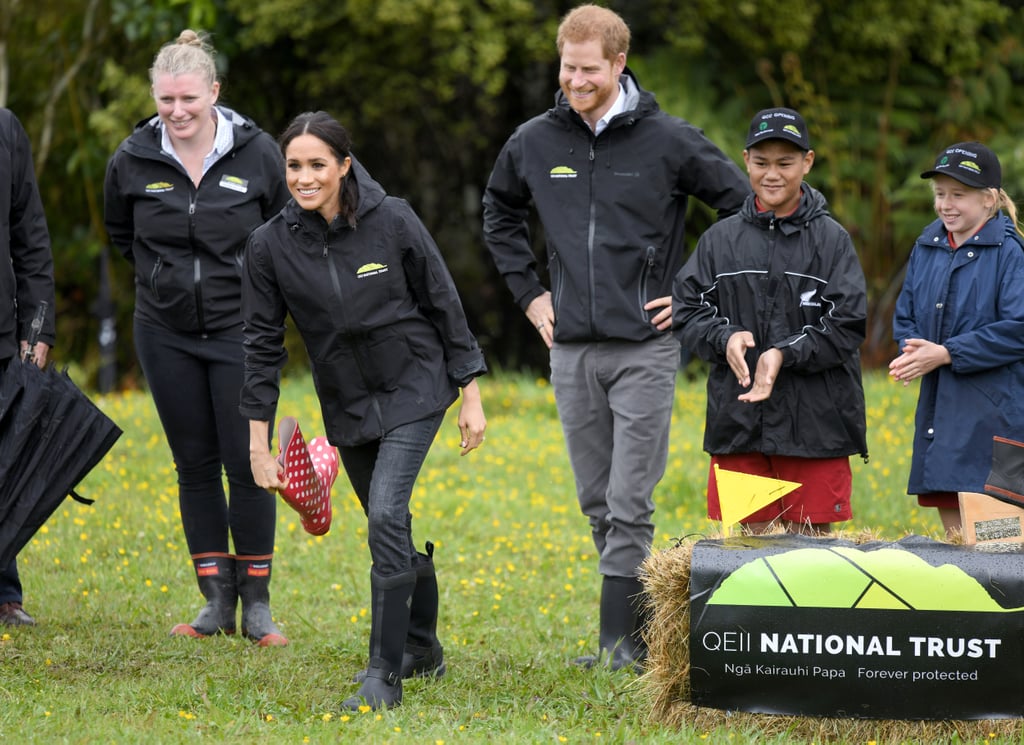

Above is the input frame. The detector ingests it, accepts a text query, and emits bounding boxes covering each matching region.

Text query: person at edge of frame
[890,141,1024,539]
[0,107,57,627]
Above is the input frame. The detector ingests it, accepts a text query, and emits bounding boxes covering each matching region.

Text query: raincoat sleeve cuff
[449,355,488,388]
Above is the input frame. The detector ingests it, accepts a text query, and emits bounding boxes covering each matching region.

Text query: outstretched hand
[726,331,756,388]
[458,379,487,456]
[738,347,783,403]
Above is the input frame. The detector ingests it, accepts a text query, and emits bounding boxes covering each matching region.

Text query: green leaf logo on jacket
[549,166,577,179]
[356,263,388,278]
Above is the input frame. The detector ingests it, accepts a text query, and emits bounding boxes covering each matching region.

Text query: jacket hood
[550,67,658,127]
[283,154,387,231]
[741,183,830,230]
[122,105,264,158]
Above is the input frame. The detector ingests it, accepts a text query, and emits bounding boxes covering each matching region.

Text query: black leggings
[134,321,275,556]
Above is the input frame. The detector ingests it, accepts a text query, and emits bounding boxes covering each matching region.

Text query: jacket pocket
[637,245,656,320]
[147,256,164,302]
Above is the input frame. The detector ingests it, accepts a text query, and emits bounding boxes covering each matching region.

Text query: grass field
[1,369,1014,744]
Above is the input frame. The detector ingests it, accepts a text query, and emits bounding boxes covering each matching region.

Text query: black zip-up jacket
[0,109,55,360]
[240,160,487,447]
[482,68,749,343]
[672,185,868,459]
[103,107,289,334]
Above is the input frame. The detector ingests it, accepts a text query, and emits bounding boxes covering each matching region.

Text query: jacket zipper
[760,217,777,342]
[323,233,386,438]
[189,195,206,332]
[586,142,597,337]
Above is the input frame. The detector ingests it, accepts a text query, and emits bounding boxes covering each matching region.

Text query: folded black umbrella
[0,357,122,569]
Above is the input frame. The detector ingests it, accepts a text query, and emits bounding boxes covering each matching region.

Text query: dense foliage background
[9,0,1024,389]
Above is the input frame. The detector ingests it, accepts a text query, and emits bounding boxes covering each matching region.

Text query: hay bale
[638,532,1024,743]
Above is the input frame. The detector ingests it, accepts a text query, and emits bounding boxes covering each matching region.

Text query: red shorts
[707,453,853,525]
[916,492,958,509]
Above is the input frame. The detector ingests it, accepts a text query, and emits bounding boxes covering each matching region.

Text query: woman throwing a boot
[103,30,290,645]
[241,111,487,711]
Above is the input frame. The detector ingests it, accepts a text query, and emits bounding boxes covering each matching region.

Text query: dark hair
[279,111,359,227]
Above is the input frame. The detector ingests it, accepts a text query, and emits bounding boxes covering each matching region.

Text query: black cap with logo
[745,107,811,151]
[920,142,1001,189]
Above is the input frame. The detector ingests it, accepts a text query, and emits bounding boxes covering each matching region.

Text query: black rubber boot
[573,575,648,672]
[236,556,288,647]
[170,554,237,637]
[342,566,416,711]
[403,542,446,677]
[353,542,446,683]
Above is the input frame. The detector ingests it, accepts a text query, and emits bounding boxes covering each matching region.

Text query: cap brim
[745,135,809,150]
[920,169,986,188]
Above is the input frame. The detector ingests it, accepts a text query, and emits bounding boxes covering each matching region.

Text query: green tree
[638,0,1021,363]
[9,0,1024,385]
[226,0,560,370]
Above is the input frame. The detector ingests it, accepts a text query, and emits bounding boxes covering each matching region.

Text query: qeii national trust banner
[688,534,1024,719]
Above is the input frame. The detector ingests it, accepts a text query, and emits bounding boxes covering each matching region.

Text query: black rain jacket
[482,68,749,343]
[240,160,486,446]
[673,184,868,459]
[0,109,55,359]
[104,107,289,333]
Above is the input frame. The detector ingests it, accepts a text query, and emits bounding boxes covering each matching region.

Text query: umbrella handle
[23,301,48,362]
[69,489,95,506]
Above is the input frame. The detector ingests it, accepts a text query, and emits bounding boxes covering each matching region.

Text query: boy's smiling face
[743,140,814,215]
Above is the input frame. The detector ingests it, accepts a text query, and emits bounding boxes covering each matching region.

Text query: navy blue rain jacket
[893,213,1024,494]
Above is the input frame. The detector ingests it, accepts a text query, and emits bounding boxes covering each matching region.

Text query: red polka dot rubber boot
[277,417,337,535]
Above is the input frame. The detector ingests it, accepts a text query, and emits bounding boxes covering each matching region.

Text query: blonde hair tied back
[149,29,218,88]
[996,188,1024,238]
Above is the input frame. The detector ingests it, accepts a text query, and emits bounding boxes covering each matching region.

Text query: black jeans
[134,321,275,556]
[339,413,445,576]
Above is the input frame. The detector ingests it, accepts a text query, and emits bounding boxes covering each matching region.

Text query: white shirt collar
[594,84,626,136]
[160,107,234,177]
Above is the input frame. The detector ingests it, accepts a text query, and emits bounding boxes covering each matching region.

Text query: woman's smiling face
[284,133,352,223]
[152,72,219,145]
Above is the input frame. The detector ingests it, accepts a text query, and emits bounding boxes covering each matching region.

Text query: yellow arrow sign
[714,464,802,528]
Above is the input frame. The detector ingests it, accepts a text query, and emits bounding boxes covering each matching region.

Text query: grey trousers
[550,334,679,577]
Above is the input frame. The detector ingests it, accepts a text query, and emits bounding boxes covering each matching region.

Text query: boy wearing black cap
[673,107,868,535]
[889,142,1024,539]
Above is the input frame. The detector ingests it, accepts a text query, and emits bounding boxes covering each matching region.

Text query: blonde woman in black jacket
[241,111,487,711]
[104,30,290,646]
